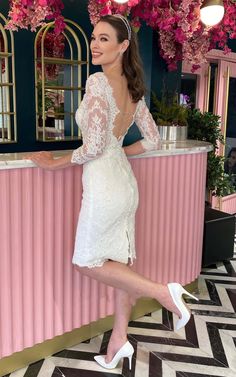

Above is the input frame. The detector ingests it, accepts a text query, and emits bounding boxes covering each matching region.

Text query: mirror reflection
[35,20,89,142]
[208,63,218,114]
[180,72,197,109]
[224,76,236,189]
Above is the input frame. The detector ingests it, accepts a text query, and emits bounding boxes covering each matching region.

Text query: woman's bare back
[106,75,138,140]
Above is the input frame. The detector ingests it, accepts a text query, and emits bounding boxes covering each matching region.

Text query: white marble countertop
[0,140,212,170]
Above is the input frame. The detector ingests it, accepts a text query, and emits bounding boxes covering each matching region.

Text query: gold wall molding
[0,13,17,144]
[34,19,89,142]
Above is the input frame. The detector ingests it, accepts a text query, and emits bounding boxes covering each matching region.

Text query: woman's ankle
[109,332,127,345]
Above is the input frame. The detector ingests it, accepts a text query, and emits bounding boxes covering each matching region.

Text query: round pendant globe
[113,0,129,3]
[200,4,225,26]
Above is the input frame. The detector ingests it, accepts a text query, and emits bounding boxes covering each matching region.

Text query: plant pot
[202,206,235,267]
[158,125,188,141]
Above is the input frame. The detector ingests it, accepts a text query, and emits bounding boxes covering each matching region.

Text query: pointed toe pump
[94,341,134,370]
[167,282,199,330]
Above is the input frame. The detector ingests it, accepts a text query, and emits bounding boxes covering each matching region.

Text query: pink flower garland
[88,0,140,26]
[6,0,65,34]
[88,0,236,71]
[5,0,236,70]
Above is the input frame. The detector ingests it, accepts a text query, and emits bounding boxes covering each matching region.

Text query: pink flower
[6,0,65,32]
[174,28,186,43]
[100,5,112,16]
[38,0,48,6]
[9,0,235,72]
[128,0,140,6]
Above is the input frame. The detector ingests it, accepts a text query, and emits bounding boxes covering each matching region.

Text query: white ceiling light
[113,0,129,3]
[200,0,225,27]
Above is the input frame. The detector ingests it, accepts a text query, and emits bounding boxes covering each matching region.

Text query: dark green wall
[228,39,236,52]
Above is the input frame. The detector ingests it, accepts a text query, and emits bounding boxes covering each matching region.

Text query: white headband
[113,14,131,41]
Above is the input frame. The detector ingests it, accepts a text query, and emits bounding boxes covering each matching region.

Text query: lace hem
[72,254,136,269]
[72,259,108,269]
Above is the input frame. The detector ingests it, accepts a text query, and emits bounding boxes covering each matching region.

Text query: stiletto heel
[94,340,134,370]
[128,354,132,370]
[167,282,199,330]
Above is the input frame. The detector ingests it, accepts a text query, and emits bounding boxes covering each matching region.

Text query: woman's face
[229,151,236,167]
[90,21,124,68]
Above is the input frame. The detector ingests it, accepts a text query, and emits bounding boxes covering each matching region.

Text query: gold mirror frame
[34,19,89,142]
[222,65,230,157]
[0,13,17,144]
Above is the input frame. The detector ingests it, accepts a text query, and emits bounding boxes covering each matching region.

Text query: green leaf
[187,109,235,197]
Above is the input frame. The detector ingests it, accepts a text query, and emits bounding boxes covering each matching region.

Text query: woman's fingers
[23,151,55,169]
[23,151,52,160]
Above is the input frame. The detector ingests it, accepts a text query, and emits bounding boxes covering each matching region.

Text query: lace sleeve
[71,75,108,164]
[134,97,161,151]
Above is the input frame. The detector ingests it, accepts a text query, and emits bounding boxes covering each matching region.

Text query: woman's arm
[134,97,161,152]
[123,141,145,156]
[25,151,73,170]
[71,75,108,165]
[25,74,108,170]
[123,98,161,156]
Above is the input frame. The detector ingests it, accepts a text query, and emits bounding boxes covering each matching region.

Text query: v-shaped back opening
[102,73,139,141]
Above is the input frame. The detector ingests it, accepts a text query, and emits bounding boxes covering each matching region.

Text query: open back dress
[71,72,160,268]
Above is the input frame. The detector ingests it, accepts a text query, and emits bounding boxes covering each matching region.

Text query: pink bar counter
[0,140,211,361]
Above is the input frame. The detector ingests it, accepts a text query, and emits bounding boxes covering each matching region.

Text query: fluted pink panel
[212,193,236,214]
[132,153,207,284]
[0,166,115,359]
[0,152,207,359]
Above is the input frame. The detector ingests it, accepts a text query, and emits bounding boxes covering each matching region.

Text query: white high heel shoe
[167,282,199,330]
[94,340,134,370]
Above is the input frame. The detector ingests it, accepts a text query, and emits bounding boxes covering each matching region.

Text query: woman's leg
[105,288,133,363]
[76,261,181,317]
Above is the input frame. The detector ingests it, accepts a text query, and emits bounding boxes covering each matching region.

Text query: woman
[224,147,236,188]
[26,15,198,370]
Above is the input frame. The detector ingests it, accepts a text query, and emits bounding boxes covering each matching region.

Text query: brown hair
[98,15,146,103]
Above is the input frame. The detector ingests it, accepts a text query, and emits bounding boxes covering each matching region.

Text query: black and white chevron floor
[5,249,236,377]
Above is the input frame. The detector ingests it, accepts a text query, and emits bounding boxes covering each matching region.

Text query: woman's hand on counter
[123,141,145,156]
[24,151,73,170]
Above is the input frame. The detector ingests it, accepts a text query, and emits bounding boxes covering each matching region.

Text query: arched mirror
[181,60,210,112]
[0,13,16,144]
[34,19,89,141]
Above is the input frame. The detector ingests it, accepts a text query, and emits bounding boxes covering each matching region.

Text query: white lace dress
[71,72,161,268]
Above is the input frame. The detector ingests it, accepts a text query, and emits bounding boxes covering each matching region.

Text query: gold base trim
[0,280,197,376]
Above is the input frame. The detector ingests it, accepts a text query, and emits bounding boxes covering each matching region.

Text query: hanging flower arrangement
[4,0,236,70]
[88,0,140,25]
[88,0,236,71]
[5,0,65,34]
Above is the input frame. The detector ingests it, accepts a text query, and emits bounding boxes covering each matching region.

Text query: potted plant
[187,109,235,267]
[151,91,189,141]
[37,80,55,127]
[187,108,235,199]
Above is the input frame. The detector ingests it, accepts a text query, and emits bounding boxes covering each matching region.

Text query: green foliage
[187,109,235,197]
[187,109,224,148]
[151,91,188,127]
[37,80,54,115]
